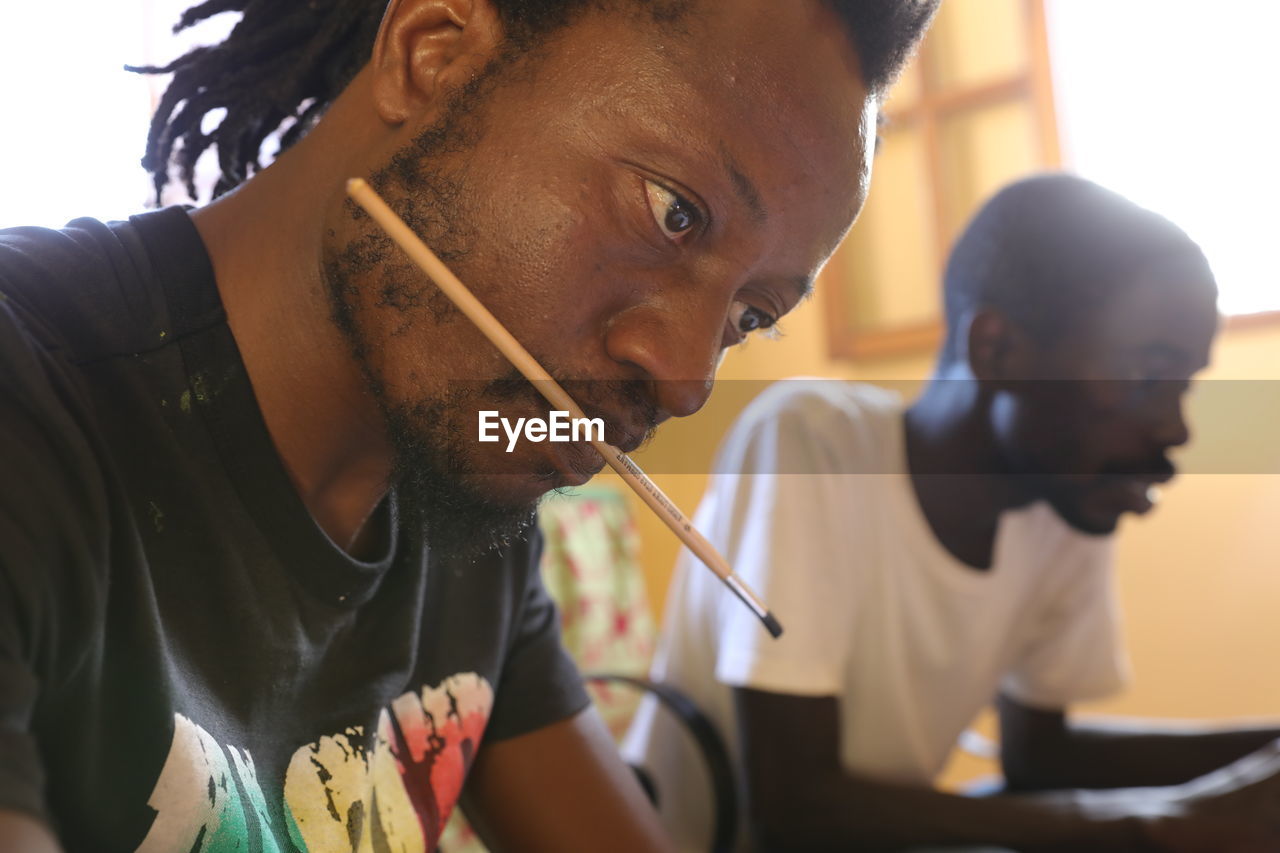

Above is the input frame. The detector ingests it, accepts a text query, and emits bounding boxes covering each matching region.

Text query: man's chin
[390,463,543,563]
[1055,475,1169,536]
[1049,496,1122,537]
[377,399,601,561]
[1065,511,1121,537]
[407,486,540,564]
[413,468,597,561]
[466,469,581,505]
[471,440,603,492]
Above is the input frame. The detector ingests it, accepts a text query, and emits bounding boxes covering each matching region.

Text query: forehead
[521,0,875,256]
[685,1,873,222]
[1074,257,1219,374]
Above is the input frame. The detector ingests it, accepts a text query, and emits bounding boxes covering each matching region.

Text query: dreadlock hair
[938,173,1216,368]
[132,0,939,202]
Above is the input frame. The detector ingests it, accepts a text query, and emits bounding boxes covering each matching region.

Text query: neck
[903,368,1034,569]
[189,69,395,554]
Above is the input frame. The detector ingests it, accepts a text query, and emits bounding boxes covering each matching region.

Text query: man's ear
[370,0,503,126]
[965,308,1032,384]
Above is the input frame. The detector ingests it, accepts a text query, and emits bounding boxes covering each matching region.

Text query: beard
[379,386,543,564]
[321,61,547,564]
[1028,453,1176,536]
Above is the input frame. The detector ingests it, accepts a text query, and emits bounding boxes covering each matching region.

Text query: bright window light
[1047,0,1280,316]
[0,2,233,230]
[0,4,156,229]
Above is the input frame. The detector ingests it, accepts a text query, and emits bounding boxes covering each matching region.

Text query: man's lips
[576,404,651,454]
[543,415,648,486]
[1093,469,1177,515]
[1121,479,1160,514]
[548,440,605,486]
[1095,455,1177,485]
[609,430,646,454]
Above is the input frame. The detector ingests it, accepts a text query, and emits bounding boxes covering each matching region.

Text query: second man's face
[999,260,1219,535]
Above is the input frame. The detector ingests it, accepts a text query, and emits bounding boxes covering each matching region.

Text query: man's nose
[1151,393,1192,450]
[603,305,720,419]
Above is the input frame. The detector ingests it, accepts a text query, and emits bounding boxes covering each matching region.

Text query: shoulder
[0,222,118,479]
[717,379,904,475]
[0,226,127,662]
[0,295,111,687]
[0,209,193,360]
[0,283,95,442]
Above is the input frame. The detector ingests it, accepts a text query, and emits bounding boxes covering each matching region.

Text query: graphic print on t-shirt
[135,673,493,852]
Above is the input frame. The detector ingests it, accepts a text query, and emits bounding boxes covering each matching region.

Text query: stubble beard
[321,65,545,565]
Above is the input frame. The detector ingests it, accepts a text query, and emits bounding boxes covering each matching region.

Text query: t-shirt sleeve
[1000,536,1129,709]
[483,529,591,742]
[0,297,105,824]
[705,387,865,697]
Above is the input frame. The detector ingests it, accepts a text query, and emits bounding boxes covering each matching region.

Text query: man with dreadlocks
[0,0,938,850]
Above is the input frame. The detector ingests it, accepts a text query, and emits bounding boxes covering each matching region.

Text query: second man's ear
[965,308,1033,384]
[370,0,503,126]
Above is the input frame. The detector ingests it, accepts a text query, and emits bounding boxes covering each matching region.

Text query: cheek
[380,323,509,402]
[476,200,645,369]
[992,392,1094,474]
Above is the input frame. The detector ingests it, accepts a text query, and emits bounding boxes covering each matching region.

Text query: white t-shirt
[622,380,1128,852]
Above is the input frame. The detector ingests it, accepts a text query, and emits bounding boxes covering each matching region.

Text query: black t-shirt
[0,208,589,851]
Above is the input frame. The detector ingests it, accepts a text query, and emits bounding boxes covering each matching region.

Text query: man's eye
[644,180,701,242]
[728,302,778,340]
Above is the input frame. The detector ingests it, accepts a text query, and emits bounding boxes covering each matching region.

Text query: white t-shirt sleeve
[1000,535,1130,709]
[706,386,867,698]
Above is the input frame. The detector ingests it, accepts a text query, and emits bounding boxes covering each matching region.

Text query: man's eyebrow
[714,146,812,303]
[721,144,767,223]
[785,274,815,303]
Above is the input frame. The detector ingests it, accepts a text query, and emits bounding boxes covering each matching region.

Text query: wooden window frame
[824,0,1060,361]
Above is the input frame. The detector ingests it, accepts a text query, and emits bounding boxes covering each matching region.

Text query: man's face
[992,258,1219,535]
[325,0,874,550]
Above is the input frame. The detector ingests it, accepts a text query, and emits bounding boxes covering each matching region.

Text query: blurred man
[0,0,939,849]
[629,174,1280,851]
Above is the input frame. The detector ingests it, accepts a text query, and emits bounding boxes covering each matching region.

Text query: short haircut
[130,0,937,200]
[939,173,1216,366]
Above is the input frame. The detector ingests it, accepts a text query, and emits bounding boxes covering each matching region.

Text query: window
[0,2,233,229]
[822,0,1275,362]
[822,0,1060,360]
[1047,0,1280,318]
